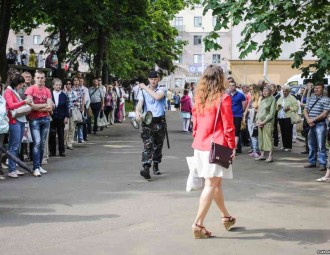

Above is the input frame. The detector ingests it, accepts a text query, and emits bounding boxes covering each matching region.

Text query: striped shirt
[306,96,330,119]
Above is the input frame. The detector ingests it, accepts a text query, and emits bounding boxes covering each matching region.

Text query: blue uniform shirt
[138,85,167,117]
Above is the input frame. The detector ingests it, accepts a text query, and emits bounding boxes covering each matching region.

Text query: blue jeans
[75,125,84,142]
[308,121,327,166]
[250,136,259,153]
[8,121,25,173]
[30,117,50,170]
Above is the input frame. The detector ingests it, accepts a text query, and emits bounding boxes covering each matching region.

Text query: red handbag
[208,97,233,169]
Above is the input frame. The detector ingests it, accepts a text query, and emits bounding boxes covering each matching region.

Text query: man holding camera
[135,71,167,180]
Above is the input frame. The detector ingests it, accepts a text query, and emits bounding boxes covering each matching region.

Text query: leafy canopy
[204,0,330,81]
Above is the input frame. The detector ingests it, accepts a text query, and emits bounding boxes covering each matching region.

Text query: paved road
[0,111,329,255]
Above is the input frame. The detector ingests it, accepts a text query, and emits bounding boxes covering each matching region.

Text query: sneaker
[42,159,48,165]
[8,172,18,178]
[33,169,41,177]
[249,152,260,158]
[316,176,330,182]
[1,163,8,169]
[304,164,316,168]
[284,148,291,152]
[319,165,327,171]
[0,175,5,180]
[14,170,24,176]
[39,167,47,174]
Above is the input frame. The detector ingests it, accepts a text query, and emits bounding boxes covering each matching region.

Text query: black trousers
[90,102,101,133]
[49,118,65,155]
[141,118,166,167]
[273,114,279,147]
[104,106,112,122]
[278,118,293,149]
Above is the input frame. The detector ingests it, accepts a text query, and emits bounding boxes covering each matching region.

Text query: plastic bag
[186,156,204,192]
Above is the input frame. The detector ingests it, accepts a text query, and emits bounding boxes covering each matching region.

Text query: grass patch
[125,101,134,113]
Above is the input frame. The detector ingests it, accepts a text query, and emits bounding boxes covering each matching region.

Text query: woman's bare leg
[193,177,220,226]
[213,178,230,217]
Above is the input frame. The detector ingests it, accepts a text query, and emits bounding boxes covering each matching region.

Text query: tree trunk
[95,26,106,79]
[101,34,109,84]
[56,28,69,80]
[0,0,12,83]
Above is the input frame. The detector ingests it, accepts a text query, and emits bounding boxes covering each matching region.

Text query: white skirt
[194,149,233,179]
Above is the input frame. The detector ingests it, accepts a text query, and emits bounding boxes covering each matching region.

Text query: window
[193,54,202,63]
[212,54,221,64]
[174,17,183,30]
[193,35,202,45]
[33,35,42,45]
[194,16,202,27]
[212,17,217,27]
[175,78,184,88]
[174,54,183,64]
[175,35,183,42]
[16,36,24,47]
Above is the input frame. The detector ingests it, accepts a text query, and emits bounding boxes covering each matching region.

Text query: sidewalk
[0,111,329,255]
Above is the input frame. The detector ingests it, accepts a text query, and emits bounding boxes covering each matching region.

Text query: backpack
[0,96,9,134]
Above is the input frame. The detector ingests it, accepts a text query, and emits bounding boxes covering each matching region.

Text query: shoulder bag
[97,111,109,127]
[9,89,31,118]
[301,97,321,137]
[72,107,83,123]
[209,97,233,169]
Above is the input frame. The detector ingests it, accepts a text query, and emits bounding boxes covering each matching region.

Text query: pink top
[192,94,236,151]
[180,95,192,113]
[25,84,51,119]
[4,89,26,124]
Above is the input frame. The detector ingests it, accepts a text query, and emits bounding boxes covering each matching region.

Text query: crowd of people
[6,46,48,69]
[173,76,330,184]
[0,69,128,180]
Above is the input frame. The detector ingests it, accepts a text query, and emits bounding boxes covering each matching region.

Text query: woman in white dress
[191,65,236,238]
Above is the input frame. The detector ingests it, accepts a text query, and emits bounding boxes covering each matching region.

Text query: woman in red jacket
[191,65,236,239]
[4,74,32,178]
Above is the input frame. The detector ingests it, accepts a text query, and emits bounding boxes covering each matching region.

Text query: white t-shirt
[37,54,45,68]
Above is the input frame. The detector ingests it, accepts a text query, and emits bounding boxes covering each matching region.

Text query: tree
[204,0,330,81]
[0,0,40,81]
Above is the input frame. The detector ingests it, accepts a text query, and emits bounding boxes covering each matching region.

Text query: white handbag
[72,108,83,123]
[10,104,31,118]
[97,111,109,127]
[186,156,204,192]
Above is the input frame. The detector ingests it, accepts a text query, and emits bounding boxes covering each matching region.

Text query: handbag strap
[307,97,321,113]
[89,87,99,98]
[211,96,223,143]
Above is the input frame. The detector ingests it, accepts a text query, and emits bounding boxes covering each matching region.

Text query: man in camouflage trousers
[135,71,167,180]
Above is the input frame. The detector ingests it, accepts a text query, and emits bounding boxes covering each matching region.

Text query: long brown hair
[194,65,225,110]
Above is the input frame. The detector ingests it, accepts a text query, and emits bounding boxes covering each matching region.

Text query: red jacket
[192,94,235,151]
[4,88,26,124]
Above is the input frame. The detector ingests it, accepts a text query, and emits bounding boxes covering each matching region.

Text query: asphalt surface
[0,111,329,255]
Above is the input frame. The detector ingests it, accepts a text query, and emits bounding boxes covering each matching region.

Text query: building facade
[161,5,231,89]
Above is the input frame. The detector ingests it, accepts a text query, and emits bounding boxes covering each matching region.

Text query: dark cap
[148,71,159,78]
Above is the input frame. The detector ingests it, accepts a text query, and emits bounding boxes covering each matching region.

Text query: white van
[284,74,330,86]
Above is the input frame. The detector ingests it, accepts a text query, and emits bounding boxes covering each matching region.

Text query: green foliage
[204,0,330,80]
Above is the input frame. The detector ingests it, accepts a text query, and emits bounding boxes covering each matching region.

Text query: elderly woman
[276,85,299,151]
[255,85,276,162]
